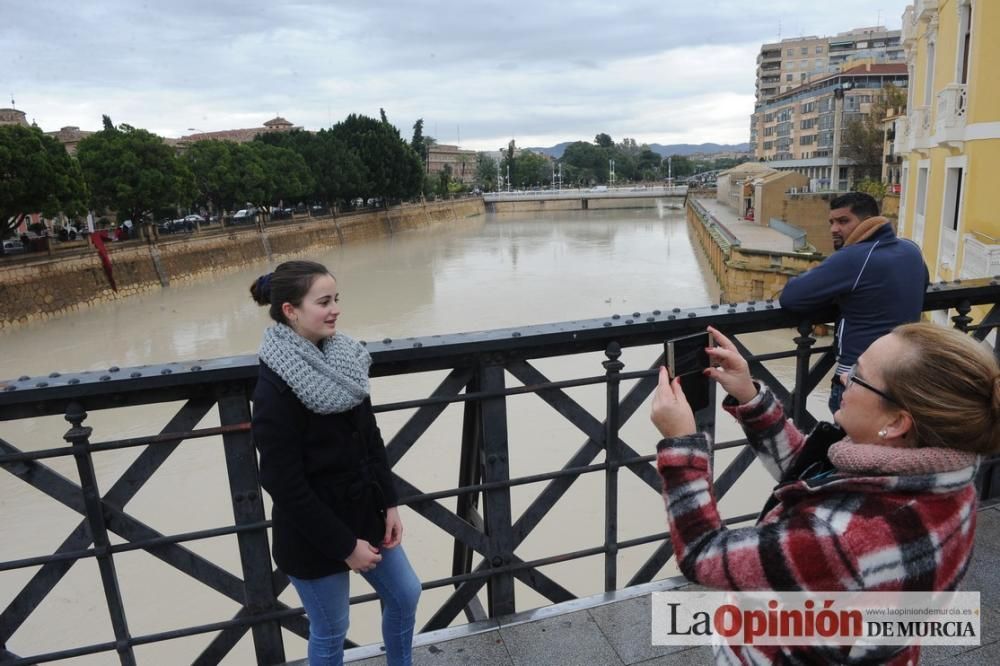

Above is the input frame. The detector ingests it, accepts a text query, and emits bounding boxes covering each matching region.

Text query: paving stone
[500,609,624,666]
[629,646,714,665]
[412,631,512,666]
[588,594,692,664]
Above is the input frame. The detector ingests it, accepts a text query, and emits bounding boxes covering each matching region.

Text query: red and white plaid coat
[656,385,979,665]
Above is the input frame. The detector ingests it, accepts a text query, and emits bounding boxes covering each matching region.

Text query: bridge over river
[1,276,998,665]
[484,186,688,211]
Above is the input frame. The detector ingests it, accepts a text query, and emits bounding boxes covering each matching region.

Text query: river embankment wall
[0,198,484,330]
[685,199,824,303]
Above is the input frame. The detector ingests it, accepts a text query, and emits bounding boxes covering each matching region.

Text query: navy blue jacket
[779,223,928,367]
[251,362,398,579]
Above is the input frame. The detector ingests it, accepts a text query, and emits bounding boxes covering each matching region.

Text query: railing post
[63,401,137,666]
[602,342,623,592]
[453,371,486,622]
[792,320,817,427]
[952,298,973,333]
[218,385,285,665]
[479,361,515,617]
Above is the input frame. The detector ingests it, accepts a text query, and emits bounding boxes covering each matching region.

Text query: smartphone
[665,332,712,378]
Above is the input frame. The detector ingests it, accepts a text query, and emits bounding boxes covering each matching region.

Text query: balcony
[901,7,916,47]
[892,116,910,156]
[936,83,968,147]
[916,0,938,23]
[910,106,932,152]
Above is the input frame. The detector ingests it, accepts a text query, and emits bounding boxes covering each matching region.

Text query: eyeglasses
[845,364,898,405]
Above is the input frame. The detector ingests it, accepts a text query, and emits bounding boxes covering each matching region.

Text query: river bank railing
[1,279,998,665]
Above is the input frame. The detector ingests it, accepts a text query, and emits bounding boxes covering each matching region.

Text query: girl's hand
[703,326,757,404]
[346,539,382,573]
[651,366,697,438]
[382,507,403,549]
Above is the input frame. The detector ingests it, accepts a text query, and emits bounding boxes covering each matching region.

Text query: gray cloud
[2,0,912,149]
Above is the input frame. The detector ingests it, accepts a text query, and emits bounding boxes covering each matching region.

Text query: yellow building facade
[896,0,1000,293]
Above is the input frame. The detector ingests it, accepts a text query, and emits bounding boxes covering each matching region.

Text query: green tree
[1,124,88,242]
[667,155,694,178]
[512,150,549,188]
[436,164,452,197]
[77,116,188,235]
[636,148,662,181]
[182,139,239,214]
[841,84,907,182]
[330,112,422,204]
[561,141,608,184]
[594,133,614,149]
[475,152,498,191]
[244,142,314,214]
[411,118,427,166]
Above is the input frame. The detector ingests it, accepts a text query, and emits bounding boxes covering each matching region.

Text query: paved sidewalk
[695,197,797,253]
[282,504,1000,665]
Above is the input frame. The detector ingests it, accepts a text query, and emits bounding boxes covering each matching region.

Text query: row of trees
[468,134,738,191]
[2,110,426,241]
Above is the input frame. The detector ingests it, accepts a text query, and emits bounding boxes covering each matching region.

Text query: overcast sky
[3,0,912,151]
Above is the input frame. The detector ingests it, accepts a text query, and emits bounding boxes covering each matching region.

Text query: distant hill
[525,142,750,159]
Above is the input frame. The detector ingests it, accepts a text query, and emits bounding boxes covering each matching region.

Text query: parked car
[183,214,205,224]
[270,207,293,220]
[308,205,328,216]
[231,209,256,224]
[2,239,25,254]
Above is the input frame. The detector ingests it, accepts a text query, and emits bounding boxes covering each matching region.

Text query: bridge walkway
[283,504,1000,665]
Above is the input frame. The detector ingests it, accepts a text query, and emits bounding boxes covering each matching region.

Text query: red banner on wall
[91,232,118,291]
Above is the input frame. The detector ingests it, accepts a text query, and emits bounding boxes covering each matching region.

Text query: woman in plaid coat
[651,323,1000,664]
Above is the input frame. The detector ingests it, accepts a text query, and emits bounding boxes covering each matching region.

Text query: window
[801,73,808,81]
[957,1,972,84]
[764,126,774,136]
[800,118,817,129]
[800,47,808,55]
[786,74,793,81]
[815,59,823,69]
[787,48,794,56]
[815,46,824,53]
[763,141,774,150]
[800,135,815,145]
[800,102,815,114]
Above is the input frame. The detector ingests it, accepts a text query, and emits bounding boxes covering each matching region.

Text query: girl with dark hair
[249,260,420,666]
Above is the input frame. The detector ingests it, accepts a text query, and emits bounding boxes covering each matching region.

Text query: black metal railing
[1,278,999,665]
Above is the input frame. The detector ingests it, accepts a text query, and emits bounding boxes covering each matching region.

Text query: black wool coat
[251,362,399,579]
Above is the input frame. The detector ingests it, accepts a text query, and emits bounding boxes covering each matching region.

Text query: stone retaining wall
[0,199,484,330]
[686,200,823,303]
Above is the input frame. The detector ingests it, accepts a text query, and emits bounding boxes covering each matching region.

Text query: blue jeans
[289,545,421,666]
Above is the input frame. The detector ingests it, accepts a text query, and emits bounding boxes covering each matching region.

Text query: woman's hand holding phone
[703,326,758,404]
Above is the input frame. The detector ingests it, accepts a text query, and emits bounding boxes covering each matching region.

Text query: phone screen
[665,332,711,378]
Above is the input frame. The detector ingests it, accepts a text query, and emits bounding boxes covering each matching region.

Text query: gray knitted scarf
[258,323,372,414]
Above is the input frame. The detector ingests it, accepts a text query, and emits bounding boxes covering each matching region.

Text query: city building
[894,0,1000,296]
[754,27,905,107]
[426,143,478,185]
[176,116,300,147]
[715,162,776,217]
[751,63,908,189]
[0,107,29,127]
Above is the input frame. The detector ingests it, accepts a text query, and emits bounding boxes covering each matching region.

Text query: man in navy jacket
[779,192,928,413]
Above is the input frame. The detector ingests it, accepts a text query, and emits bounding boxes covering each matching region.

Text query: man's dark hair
[830,192,879,220]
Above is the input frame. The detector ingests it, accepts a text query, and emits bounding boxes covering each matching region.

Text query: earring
[878,428,888,439]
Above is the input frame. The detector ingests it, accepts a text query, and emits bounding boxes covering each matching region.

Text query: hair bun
[249,273,273,305]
